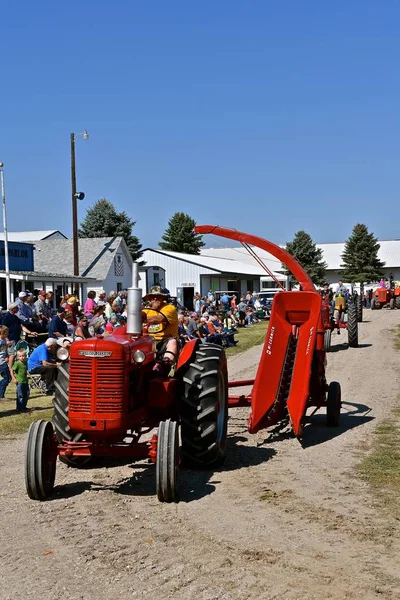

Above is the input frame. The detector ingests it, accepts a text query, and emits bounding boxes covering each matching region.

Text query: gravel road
[0,309,399,600]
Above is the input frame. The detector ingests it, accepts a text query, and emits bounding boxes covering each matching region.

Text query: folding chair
[28,373,47,394]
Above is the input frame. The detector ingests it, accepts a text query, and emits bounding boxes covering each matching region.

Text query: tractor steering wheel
[143,308,169,335]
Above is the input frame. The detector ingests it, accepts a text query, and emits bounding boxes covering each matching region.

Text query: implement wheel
[156,419,179,503]
[180,344,228,468]
[324,329,332,352]
[347,301,358,348]
[355,293,363,322]
[52,363,90,468]
[326,382,341,427]
[25,420,57,500]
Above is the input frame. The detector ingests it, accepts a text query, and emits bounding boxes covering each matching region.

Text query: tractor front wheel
[25,420,57,500]
[324,329,332,352]
[326,381,341,427]
[396,296,400,309]
[156,419,179,502]
[389,298,395,310]
[180,344,228,468]
[347,301,358,348]
[371,298,376,310]
[52,363,90,468]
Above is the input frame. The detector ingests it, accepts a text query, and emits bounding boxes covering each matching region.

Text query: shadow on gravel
[51,481,93,499]
[300,400,374,448]
[328,342,372,353]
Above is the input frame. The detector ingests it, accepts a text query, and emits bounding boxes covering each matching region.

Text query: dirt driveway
[1,310,399,600]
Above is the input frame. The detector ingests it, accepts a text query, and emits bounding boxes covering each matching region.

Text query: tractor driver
[143,286,179,366]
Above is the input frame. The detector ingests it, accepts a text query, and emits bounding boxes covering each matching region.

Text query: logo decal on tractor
[78,351,113,357]
[305,327,314,355]
[266,326,275,355]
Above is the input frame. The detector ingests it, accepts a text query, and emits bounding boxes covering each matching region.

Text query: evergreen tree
[79,198,143,262]
[284,230,327,285]
[159,212,205,254]
[341,223,385,290]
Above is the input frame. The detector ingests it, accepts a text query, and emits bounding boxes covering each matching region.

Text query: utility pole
[0,163,11,305]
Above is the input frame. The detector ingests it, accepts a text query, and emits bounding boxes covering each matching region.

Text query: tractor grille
[69,356,126,415]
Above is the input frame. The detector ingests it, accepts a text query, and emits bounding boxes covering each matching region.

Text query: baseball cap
[68,296,77,303]
[18,292,27,298]
[39,290,46,295]
[57,306,66,314]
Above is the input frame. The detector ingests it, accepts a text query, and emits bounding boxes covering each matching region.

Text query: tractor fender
[175,339,200,374]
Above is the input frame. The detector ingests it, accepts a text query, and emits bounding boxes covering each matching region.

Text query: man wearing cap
[48,307,68,339]
[28,338,59,394]
[143,285,178,365]
[34,290,52,324]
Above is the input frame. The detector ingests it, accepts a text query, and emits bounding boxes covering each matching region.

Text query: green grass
[356,325,400,516]
[0,383,53,437]
[224,319,269,356]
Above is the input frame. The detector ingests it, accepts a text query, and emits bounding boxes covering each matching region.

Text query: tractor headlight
[133,350,146,363]
[57,347,70,361]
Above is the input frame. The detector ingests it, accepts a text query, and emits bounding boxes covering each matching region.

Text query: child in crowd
[11,349,30,413]
[0,325,11,400]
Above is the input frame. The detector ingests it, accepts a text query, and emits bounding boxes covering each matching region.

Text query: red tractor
[371,287,398,310]
[25,226,342,503]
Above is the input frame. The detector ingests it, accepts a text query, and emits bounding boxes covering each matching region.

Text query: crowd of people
[0,288,130,412]
[0,285,269,413]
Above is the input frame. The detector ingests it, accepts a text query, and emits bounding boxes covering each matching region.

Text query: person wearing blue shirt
[48,307,68,339]
[28,338,59,395]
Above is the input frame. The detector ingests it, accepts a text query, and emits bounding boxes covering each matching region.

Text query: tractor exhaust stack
[127,262,142,335]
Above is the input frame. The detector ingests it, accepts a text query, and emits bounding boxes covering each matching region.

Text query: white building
[140,248,277,309]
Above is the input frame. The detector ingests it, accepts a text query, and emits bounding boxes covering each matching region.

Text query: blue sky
[0,1,399,249]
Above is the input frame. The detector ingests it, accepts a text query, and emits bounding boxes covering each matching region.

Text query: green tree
[79,198,143,262]
[284,230,327,285]
[341,223,385,290]
[159,212,205,254]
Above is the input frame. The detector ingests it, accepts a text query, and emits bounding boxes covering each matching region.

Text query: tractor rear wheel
[396,296,400,309]
[52,363,90,468]
[347,301,358,348]
[389,298,395,310]
[355,293,363,322]
[180,344,228,468]
[25,420,57,500]
[156,419,179,502]
[324,329,332,352]
[326,381,341,427]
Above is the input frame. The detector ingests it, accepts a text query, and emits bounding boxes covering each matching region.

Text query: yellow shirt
[144,303,178,340]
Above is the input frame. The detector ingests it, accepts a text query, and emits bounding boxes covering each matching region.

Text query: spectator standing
[48,307,68,339]
[34,290,52,325]
[28,338,59,394]
[11,349,30,412]
[220,293,230,312]
[84,291,97,316]
[237,298,247,326]
[0,326,11,400]
[2,302,36,373]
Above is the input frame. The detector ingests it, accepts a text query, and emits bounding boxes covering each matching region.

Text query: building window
[153,272,160,285]
[114,254,124,276]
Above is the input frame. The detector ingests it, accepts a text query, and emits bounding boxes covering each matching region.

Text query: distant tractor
[371,287,396,310]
